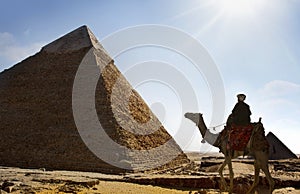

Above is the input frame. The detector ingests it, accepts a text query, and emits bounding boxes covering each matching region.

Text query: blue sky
[1,0,300,154]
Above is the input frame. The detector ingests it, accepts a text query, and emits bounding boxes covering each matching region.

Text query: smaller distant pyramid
[266,132,298,160]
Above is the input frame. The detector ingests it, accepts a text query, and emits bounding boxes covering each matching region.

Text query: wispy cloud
[0,32,44,69]
[262,80,300,97]
[253,80,300,125]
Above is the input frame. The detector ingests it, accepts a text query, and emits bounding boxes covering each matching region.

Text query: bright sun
[217,0,265,18]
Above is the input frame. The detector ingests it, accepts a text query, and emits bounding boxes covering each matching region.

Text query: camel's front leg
[218,158,229,191]
[227,158,234,193]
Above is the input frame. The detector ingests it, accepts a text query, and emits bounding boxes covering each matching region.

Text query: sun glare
[217,0,265,18]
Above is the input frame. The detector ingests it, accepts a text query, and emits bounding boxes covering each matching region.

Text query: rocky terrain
[0,153,299,193]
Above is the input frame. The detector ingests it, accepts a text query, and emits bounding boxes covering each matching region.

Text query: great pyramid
[0,25,189,173]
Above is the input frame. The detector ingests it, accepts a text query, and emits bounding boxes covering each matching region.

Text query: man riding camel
[224,94,253,152]
[227,93,252,127]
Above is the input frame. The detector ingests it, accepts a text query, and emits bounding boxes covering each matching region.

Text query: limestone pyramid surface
[0,25,189,173]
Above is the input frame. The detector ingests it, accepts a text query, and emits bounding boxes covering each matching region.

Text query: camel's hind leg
[252,150,275,194]
[246,161,260,194]
[261,162,275,193]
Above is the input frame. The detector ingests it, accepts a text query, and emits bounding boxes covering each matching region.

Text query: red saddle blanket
[228,125,253,151]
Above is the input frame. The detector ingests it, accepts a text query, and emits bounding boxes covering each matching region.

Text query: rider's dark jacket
[231,101,251,126]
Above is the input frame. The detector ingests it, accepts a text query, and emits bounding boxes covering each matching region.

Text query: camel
[184,112,274,194]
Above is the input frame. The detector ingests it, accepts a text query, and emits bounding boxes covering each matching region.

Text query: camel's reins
[210,123,226,131]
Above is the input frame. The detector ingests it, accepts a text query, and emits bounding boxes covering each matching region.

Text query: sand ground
[36,181,300,194]
[1,153,300,193]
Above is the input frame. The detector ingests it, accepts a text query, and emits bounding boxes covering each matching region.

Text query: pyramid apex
[42,25,105,53]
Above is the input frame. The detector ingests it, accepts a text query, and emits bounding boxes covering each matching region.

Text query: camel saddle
[228,124,253,151]
[214,122,270,152]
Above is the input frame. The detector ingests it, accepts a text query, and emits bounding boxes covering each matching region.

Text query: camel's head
[184,112,203,125]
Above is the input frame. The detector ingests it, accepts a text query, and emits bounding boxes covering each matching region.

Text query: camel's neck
[198,116,220,147]
[197,116,208,137]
